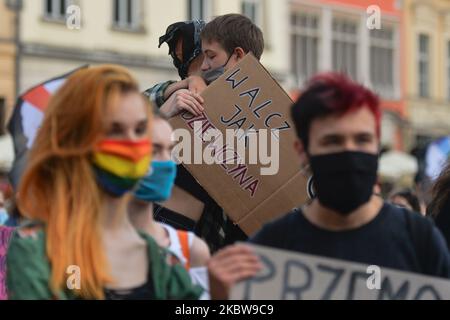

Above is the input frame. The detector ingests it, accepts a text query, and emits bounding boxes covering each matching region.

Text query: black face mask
[308,151,379,215]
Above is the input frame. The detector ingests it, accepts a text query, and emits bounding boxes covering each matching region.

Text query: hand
[160,89,204,118]
[187,75,207,94]
[207,244,262,300]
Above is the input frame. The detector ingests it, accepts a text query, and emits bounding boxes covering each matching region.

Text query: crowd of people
[0,13,449,300]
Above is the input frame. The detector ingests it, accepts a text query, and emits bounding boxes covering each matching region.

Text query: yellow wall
[0,2,17,124]
[0,2,15,39]
[404,0,450,139]
[405,0,450,100]
[20,0,186,58]
[213,0,287,73]
[19,0,286,72]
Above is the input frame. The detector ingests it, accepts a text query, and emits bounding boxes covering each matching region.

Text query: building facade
[0,0,18,133]
[9,0,288,96]
[403,0,450,150]
[5,0,447,152]
[288,0,406,150]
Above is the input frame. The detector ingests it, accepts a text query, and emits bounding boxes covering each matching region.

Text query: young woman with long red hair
[6,65,202,300]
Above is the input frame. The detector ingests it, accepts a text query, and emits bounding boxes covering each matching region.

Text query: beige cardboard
[231,244,450,300]
[169,54,308,236]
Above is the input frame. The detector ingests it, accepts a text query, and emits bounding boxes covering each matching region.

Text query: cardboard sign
[230,244,450,300]
[169,54,307,236]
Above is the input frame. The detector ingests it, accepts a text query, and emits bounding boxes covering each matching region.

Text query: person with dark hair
[142,20,209,246]
[199,13,264,84]
[148,14,265,117]
[429,161,450,249]
[190,14,265,252]
[389,188,423,214]
[207,73,450,299]
[144,19,206,114]
[144,15,265,254]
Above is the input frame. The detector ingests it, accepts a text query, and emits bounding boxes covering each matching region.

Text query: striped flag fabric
[7,66,88,189]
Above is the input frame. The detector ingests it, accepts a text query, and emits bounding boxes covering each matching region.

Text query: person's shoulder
[137,229,184,267]
[249,208,302,244]
[383,203,447,251]
[159,222,175,236]
[382,202,432,226]
[7,221,47,268]
[9,221,45,247]
[263,207,303,230]
[386,203,450,277]
[190,235,211,267]
[6,221,53,300]
[137,230,162,253]
[137,231,203,299]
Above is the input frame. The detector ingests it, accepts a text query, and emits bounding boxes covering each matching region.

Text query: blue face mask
[134,160,177,203]
[0,208,9,225]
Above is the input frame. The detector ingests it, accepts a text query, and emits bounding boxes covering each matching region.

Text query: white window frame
[43,0,72,21]
[188,0,211,21]
[289,2,402,102]
[418,33,430,99]
[113,0,141,31]
[331,17,359,81]
[369,25,396,99]
[290,11,320,86]
[319,6,332,71]
[242,0,263,27]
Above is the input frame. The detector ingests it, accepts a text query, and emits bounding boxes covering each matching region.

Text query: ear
[294,139,309,167]
[235,47,246,61]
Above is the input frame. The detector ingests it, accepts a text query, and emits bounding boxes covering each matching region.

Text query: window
[188,0,210,21]
[44,0,69,21]
[332,18,358,80]
[113,0,141,31]
[418,34,429,98]
[291,13,319,86]
[370,27,395,99]
[242,0,263,27]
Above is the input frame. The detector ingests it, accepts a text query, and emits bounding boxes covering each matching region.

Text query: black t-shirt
[104,281,153,300]
[250,202,450,278]
[434,197,450,250]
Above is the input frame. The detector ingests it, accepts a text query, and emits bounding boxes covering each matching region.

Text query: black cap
[158,20,205,79]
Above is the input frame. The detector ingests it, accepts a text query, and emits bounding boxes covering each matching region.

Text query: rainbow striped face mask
[92,139,152,197]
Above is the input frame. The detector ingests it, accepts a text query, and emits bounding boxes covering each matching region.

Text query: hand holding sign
[208,244,262,300]
[187,75,208,95]
[161,89,205,118]
[169,54,308,235]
